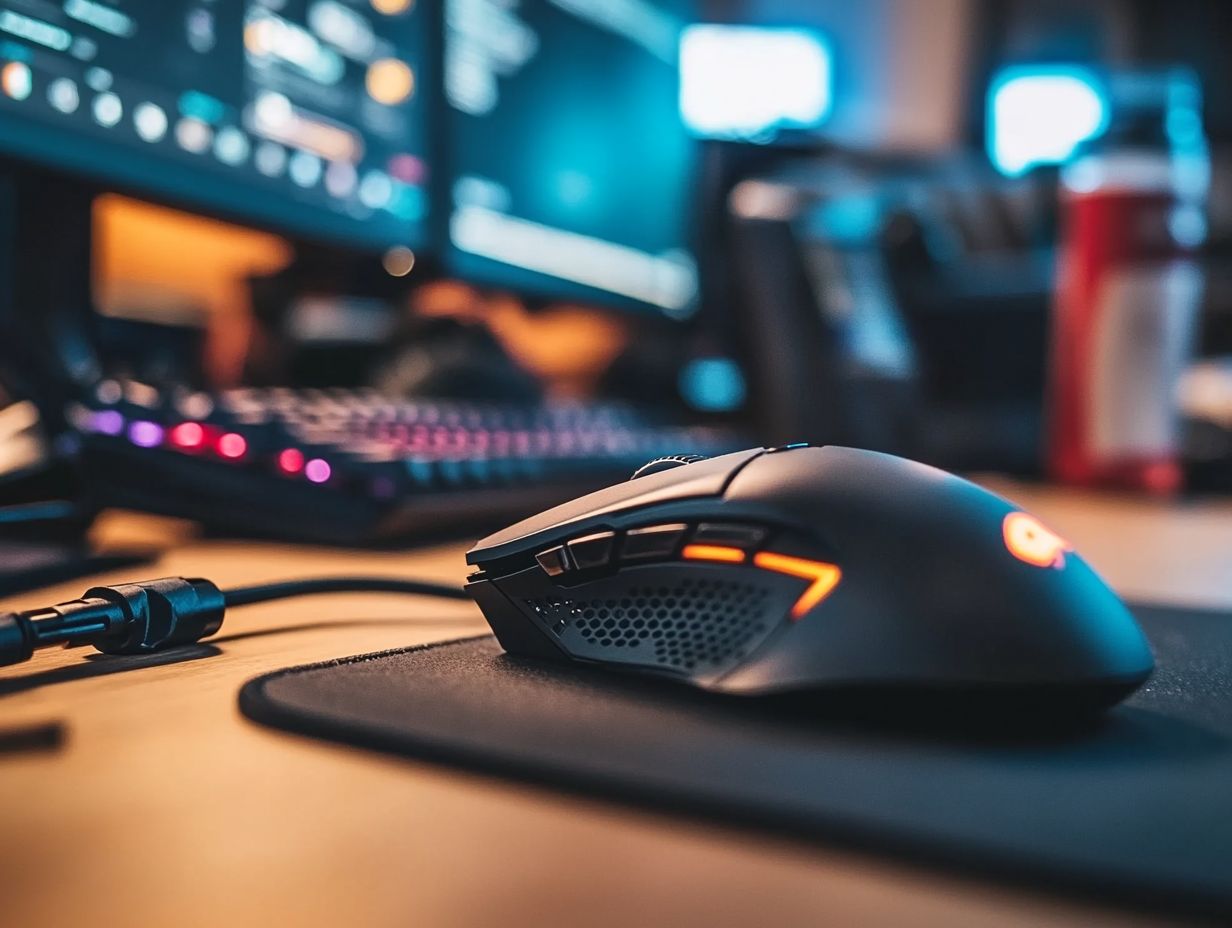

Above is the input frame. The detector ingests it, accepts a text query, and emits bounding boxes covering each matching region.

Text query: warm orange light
[1003,512,1070,569]
[366,58,415,106]
[382,246,416,277]
[681,544,747,563]
[244,19,274,56]
[2,61,32,101]
[753,551,842,619]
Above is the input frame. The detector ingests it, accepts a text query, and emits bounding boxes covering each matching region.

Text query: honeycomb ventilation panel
[522,571,793,676]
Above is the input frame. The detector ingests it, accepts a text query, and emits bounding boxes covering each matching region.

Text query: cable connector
[0,572,469,668]
[87,578,226,655]
[0,577,224,667]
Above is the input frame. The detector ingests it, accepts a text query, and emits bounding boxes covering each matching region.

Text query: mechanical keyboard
[66,381,741,544]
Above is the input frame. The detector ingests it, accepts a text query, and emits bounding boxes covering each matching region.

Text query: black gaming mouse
[466,446,1154,710]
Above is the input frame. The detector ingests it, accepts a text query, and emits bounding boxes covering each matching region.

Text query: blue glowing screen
[987,66,1109,177]
[445,0,699,315]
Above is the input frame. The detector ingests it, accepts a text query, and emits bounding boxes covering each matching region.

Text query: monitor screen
[444,0,698,316]
[679,25,832,142]
[986,66,1109,177]
[0,1,431,251]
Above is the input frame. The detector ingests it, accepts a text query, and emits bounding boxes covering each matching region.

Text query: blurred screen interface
[679,24,832,142]
[445,0,699,316]
[987,65,1110,176]
[0,0,429,250]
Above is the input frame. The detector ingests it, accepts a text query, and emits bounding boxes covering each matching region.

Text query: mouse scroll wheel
[630,454,710,480]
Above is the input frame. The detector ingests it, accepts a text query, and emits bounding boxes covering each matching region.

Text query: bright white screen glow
[451,205,698,315]
[680,25,831,141]
[988,67,1109,176]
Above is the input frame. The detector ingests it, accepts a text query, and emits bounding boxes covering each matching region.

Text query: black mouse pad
[239,603,1232,920]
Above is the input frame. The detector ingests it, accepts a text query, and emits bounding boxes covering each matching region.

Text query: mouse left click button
[535,546,573,576]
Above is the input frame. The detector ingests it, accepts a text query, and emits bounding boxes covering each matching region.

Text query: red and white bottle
[1047,71,1208,494]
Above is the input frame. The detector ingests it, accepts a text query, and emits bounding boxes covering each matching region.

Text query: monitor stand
[0,164,102,431]
[0,164,153,594]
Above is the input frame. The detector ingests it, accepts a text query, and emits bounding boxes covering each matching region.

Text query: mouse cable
[0,575,471,668]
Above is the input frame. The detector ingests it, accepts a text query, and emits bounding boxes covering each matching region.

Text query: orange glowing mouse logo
[1003,512,1071,569]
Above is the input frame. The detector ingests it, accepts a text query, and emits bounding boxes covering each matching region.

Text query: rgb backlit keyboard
[68,381,740,544]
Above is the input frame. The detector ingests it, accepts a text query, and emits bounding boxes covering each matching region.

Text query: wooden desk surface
[2,483,1229,928]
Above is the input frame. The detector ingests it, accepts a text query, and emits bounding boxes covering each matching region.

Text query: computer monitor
[0,1,431,251]
[443,0,699,317]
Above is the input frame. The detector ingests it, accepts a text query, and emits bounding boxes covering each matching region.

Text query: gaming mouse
[466,446,1154,710]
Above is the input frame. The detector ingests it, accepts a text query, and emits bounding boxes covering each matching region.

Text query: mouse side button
[567,532,616,570]
[621,523,688,561]
[692,523,769,549]
[534,546,572,577]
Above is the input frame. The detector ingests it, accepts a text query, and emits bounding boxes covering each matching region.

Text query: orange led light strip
[681,545,842,620]
[753,551,842,619]
[681,544,747,563]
